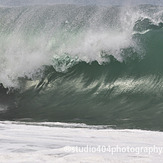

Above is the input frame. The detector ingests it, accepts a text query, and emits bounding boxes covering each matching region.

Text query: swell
[0,4,163,131]
[0,4,162,87]
[2,45,163,131]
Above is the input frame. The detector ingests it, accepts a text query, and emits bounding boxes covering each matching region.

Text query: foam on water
[0,4,162,88]
[0,121,163,163]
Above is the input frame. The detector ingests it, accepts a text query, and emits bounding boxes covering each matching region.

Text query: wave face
[0,4,163,131]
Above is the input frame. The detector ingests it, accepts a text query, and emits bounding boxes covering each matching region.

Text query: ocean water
[0,1,163,162]
[0,121,163,163]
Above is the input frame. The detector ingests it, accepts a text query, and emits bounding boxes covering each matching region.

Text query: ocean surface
[0,121,163,163]
[0,1,163,162]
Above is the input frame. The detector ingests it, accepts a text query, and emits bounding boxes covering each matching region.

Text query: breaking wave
[0,4,163,131]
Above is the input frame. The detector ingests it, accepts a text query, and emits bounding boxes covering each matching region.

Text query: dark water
[0,4,163,131]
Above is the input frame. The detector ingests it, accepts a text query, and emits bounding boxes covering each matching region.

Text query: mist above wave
[0,4,162,88]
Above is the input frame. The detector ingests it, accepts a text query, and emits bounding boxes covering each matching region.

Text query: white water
[0,5,162,88]
[0,121,163,163]
[0,0,162,7]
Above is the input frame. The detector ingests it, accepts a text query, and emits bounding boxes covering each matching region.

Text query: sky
[0,0,162,6]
